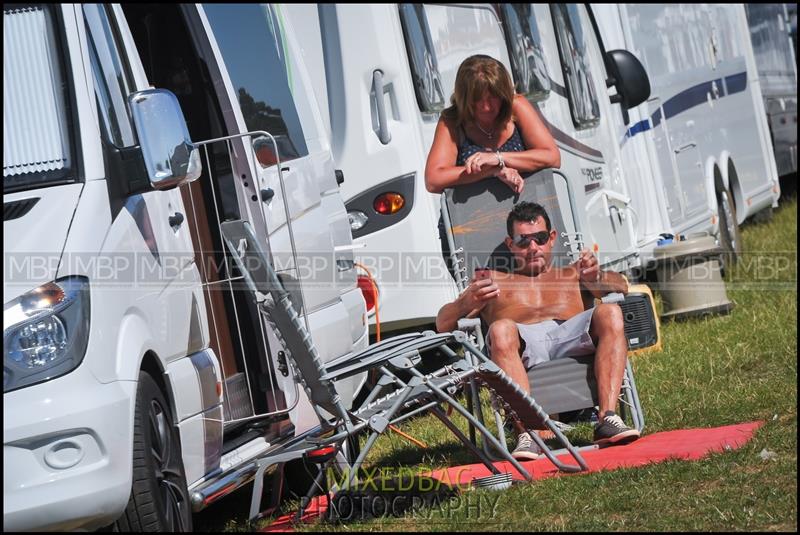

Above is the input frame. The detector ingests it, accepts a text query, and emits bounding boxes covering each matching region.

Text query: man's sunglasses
[511,231,551,248]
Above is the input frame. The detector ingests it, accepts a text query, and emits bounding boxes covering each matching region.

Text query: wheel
[716,187,742,273]
[115,372,192,531]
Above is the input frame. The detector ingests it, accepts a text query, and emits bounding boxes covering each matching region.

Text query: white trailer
[3,4,366,531]
[745,3,798,178]
[286,3,651,334]
[593,4,781,270]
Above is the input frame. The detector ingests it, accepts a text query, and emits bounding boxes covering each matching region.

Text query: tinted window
[551,4,600,129]
[500,4,550,101]
[204,4,307,166]
[4,5,76,191]
[399,4,445,113]
[84,4,137,148]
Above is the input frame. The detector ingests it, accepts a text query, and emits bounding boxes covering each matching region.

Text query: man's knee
[488,319,520,352]
[591,304,625,338]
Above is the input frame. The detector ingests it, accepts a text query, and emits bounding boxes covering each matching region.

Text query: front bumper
[3,366,136,531]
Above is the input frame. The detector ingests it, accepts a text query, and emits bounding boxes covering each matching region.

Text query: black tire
[716,187,742,273]
[115,372,192,532]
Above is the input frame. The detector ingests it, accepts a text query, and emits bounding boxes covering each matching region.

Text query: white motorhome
[592,4,781,270]
[745,3,798,178]
[3,4,366,531]
[286,3,650,334]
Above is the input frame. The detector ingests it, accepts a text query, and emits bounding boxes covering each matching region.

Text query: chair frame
[438,179,646,460]
[220,219,591,523]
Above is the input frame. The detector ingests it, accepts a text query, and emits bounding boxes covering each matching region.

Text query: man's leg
[486,319,529,394]
[589,303,639,444]
[588,303,627,414]
[486,319,544,460]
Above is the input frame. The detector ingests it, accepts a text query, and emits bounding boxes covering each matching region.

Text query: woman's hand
[463,150,501,175]
[497,166,524,194]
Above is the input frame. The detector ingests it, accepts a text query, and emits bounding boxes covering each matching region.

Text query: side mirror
[606,49,650,110]
[129,89,201,190]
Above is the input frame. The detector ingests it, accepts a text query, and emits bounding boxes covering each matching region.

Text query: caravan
[745,3,798,178]
[592,4,781,270]
[4,4,366,531]
[286,4,651,334]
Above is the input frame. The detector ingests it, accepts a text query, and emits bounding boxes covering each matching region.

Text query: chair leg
[294,468,325,524]
[524,422,589,472]
[416,374,533,481]
[430,406,507,476]
[625,359,645,431]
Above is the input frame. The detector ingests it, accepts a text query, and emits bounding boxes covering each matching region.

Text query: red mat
[262,421,763,532]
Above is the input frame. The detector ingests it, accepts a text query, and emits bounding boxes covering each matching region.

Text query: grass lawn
[205,196,797,532]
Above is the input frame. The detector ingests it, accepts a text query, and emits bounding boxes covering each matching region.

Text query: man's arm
[582,270,629,298]
[576,250,629,298]
[435,277,499,332]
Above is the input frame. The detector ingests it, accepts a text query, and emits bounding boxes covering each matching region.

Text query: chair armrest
[601,292,625,304]
[457,317,482,331]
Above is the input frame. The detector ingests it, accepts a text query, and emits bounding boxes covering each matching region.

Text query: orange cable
[353,262,429,449]
[387,424,429,449]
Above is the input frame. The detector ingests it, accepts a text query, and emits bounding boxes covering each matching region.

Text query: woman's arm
[500,95,561,172]
[424,118,501,194]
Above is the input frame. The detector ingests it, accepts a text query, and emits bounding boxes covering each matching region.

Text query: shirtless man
[435,201,640,460]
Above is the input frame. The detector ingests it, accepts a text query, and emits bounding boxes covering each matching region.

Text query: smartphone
[474,267,491,280]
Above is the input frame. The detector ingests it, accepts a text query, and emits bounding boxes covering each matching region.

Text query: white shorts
[487,308,597,370]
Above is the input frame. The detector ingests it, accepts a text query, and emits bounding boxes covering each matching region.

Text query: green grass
[207,197,797,532]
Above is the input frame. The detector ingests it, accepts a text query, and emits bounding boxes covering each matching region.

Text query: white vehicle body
[745,3,798,177]
[3,4,366,531]
[593,4,781,266]
[286,3,644,333]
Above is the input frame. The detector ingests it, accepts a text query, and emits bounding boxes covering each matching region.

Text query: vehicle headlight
[4,276,90,393]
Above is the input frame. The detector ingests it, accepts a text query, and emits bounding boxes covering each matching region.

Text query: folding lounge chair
[439,168,646,454]
[220,219,590,522]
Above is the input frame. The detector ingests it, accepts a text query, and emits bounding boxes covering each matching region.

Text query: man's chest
[494,269,583,308]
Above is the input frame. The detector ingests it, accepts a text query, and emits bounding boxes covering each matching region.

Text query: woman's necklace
[475,121,494,140]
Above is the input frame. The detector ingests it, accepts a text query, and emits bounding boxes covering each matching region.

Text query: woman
[425,54,560,194]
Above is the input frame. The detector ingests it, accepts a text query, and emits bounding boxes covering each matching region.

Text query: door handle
[372,70,392,145]
[260,188,275,202]
[674,142,697,154]
[169,212,184,229]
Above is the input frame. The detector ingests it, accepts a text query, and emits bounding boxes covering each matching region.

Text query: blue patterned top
[456,124,526,166]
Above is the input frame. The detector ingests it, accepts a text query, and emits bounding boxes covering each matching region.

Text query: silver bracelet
[496,150,505,169]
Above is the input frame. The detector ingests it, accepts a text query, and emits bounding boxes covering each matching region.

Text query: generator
[619,283,662,355]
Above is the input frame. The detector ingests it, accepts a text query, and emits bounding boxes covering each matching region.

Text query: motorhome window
[203,4,308,166]
[551,4,601,129]
[4,5,77,192]
[398,4,445,113]
[84,4,137,149]
[499,4,551,101]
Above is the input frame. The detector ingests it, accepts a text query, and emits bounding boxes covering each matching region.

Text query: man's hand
[435,272,500,332]
[577,249,600,283]
[459,275,500,317]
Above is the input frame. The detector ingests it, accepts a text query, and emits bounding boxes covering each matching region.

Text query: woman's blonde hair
[442,55,515,130]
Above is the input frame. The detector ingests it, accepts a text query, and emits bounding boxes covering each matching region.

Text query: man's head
[504,202,556,275]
